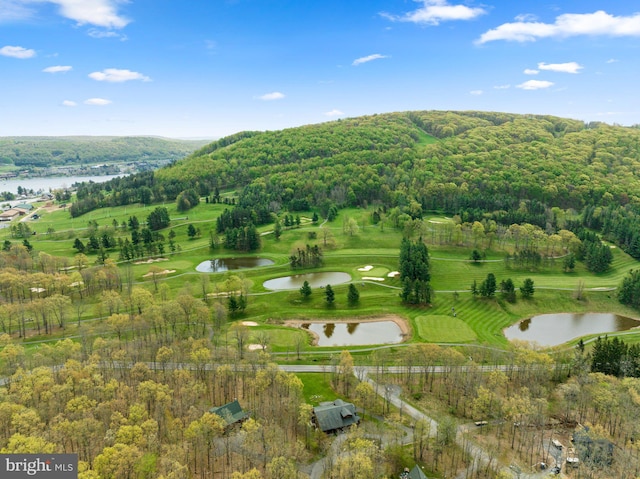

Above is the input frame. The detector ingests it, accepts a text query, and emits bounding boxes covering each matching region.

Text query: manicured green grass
[7,198,640,352]
[296,372,340,405]
[415,315,477,343]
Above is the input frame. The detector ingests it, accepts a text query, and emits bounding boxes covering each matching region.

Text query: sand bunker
[247,344,265,351]
[242,321,258,326]
[357,265,374,272]
[135,258,169,265]
[143,269,176,278]
[387,271,400,278]
[362,276,385,281]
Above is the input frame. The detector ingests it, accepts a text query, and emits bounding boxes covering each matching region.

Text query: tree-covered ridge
[0,136,209,167]
[155,110,640,217]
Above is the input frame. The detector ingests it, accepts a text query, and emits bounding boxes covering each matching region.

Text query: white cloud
[477,10,640,44]
[84,98,112,106]
[470,90,483,95]
[524,69,539,75]
[37,0,130,28]
[62,100,77,107]
[606,58,619,64]
[538,61,583,74]
[493,84,511,90]
[382,0,486,25]
[89,68,151,82]
[257,92,285,101]
[352,54,388,66]
[43,65,72,73]
[0,45,35,58]
[324,109,345,117]
[516,80,554,90]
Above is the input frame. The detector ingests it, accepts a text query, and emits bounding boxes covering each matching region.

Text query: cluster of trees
[298,281,359,306]
[175,189,200,212]
[223,225,261,252]
[289,244,323,269]
[618,269,640,309]
[588,336,640,378]
[399,238,431,305]
[472,274,534,301]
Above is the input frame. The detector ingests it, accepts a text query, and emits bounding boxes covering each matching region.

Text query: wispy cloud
[0,0,34,23]
[524,69,539,75]
[352,54,388,66]
[43,65,72,73]
[517,80,554,90]
[494,84,511,90]
[257,92,285,101]
[0,45,35,58]
[470,90,483,95]
[381,0,486,25]
[538,62,583,74]
[89,68,151,82]
[62,100,77,107]
[477,10,640,44]
[84,98,112,106]
[88,29,127,40]
[324,109,344,117]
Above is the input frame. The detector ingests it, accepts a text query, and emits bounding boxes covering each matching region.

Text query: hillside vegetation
[0,136,210,169]
[156,110,640,213]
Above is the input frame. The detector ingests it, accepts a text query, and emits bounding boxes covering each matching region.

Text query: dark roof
[313,399,360,432]
[209,399,249,425]
[408,465,428,479]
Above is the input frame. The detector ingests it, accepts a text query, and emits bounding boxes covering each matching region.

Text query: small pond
[504,312,640,347]
[263,272,351,290]
[302,321,404,347]
[196,257,274,273]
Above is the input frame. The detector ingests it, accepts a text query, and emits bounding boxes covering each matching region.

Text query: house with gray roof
[313,399,360,434]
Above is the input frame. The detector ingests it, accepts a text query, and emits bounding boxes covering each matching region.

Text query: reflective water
[504,312,639,347]
[196,257,274,273]
[302,321,404,346]
[263,272,351,290]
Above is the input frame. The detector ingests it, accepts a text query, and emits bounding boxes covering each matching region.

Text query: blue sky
[2,0,640,139]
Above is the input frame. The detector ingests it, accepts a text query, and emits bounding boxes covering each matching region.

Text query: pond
[503,312,640,347]
[263,272,351,290]
[301,321,404,347]
[195,257,274,273]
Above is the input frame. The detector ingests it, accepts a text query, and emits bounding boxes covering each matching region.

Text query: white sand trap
[387,271,400,278]
[362,276,385,281]
[242,321,258,326]
[358,265,374,272]
[30,287,46,293]
[134,258,169,265]
[247,344,265,351]
[143,269,176,278]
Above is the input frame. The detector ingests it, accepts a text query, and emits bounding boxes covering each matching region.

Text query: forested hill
[0,136,210,168]
[155,110,640,214]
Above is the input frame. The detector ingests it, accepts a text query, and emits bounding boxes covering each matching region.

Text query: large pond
[263,272,351,290]
[302,321,404,347]
[196,257,274,273]
[504,312,640,347]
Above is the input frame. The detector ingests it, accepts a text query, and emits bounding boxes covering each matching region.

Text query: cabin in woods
[400,465,429,479]
[312,399,360,434]
[209,399,249,430]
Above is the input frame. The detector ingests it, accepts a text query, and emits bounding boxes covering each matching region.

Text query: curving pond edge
[285,315,411,347]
